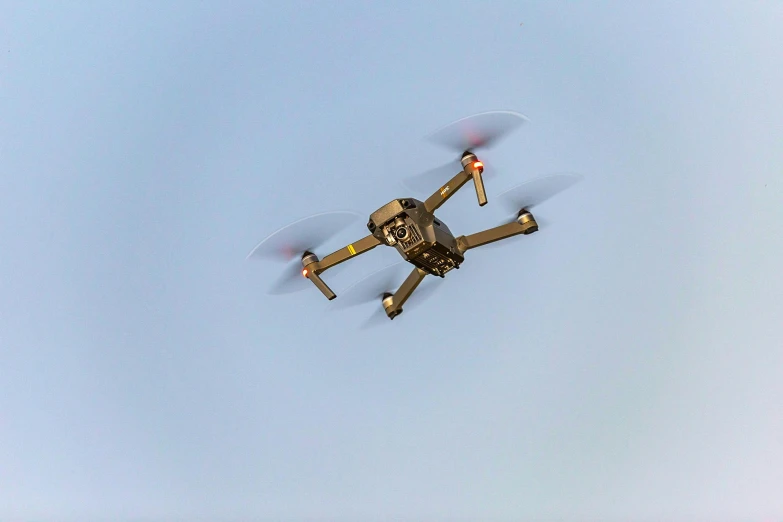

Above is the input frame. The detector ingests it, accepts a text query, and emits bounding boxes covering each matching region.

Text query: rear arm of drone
[385,266,428,318]
[423,162,487,213]
[302,233,383,300]
[456,214,539,253]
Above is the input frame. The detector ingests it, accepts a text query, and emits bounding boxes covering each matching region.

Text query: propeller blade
[333,262,443,327]
[401,160,461,194]
[332,262,409,309]
[247,211,362,263]
[426,110,529,152]
[360,306,392,330]
[496,173,584,216]
[404,111,523,196]
[534,215,551,229]
[268,260,310,295]
[359,278,441,330]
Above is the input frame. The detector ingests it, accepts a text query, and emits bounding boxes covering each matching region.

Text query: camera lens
[395,227,409,240]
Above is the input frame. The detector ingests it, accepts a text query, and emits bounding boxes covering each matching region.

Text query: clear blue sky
[2,1,782,521]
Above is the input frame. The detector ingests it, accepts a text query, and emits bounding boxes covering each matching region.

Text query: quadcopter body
[249,111,580,323]
[298,151,539,319]
[367,196,464,278]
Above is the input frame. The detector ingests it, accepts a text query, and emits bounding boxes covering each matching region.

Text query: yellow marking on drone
[440,185,451,197]
[347,244,356,255]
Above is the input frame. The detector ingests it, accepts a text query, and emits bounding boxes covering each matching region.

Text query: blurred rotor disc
[331,262,410,309]
[268,260,311,295]
[248,210,362,294]
[496,172,584,219]
[360,282,439,329]
[402,110,527,196]
[247,210,361,262]
[332,262,442,328]
[426,110,529,152]
[475,173,584,250]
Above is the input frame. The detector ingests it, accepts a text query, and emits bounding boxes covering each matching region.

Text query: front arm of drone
[424,152,487,213]
[300,233,383,300]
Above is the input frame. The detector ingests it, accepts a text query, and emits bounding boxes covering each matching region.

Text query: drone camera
[382,216,422,250]
[382,218,404,246]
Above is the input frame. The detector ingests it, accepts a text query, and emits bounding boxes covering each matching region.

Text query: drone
[249,111,582,323]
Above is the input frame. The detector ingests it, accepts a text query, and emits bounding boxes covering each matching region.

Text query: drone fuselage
[367,198,463,278]
[298,153,539,309]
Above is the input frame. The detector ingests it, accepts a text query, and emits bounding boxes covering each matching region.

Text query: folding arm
[383,266,428,319]
[423,156,487,213]
[456,214,539,254]
[302,233,383,300]
[424,170,472,213]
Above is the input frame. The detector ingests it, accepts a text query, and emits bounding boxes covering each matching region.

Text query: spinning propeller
[247,211,361,294]
[331,262,441,329]
[402,110,529,194]
[496,172,584,228]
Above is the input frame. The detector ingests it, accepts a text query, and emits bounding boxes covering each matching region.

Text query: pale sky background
[1,1,782,521]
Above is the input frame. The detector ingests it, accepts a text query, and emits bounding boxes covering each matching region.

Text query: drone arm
[302,234,383,300]
[456,217,538,253]
[386,267,428,317]
[313,234,382,274]
[423,170,472,213]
